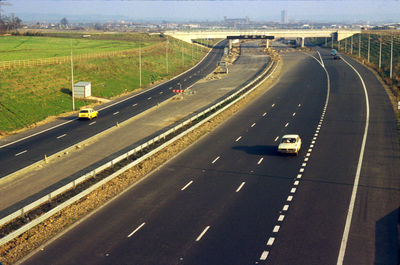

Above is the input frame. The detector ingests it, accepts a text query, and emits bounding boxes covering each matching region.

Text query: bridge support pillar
[300,37,305,48]
[229,39,232,51]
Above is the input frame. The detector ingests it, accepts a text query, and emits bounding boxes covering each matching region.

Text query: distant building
[223,16,250,28]
[281,10,288,24]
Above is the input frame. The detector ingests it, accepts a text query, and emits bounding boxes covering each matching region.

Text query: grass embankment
[0,35,152,61]
[0,33,208,134]
[310,32,400,97]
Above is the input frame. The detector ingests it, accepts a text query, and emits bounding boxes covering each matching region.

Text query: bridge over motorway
[165,29,361,47]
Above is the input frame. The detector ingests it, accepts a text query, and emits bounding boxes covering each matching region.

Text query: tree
[60,17,69,28]
[0,13,22,33]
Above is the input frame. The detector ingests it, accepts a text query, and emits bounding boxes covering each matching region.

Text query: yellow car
[278,134,302,155]
[78,108,98,120]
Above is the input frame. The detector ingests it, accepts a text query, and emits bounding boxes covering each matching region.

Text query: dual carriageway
[0,38,398,264]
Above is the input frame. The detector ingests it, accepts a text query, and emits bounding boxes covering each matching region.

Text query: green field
[0,34,208,133]
[0,35,159,61]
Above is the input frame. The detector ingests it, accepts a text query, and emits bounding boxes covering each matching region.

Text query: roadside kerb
[0,56,278,247]
[0,40,221,182]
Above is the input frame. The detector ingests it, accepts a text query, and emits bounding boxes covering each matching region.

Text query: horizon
[3,0,400,24]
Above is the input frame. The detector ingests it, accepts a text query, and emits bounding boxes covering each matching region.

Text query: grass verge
[0,35,208,134]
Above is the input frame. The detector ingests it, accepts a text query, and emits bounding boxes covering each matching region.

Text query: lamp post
[70,39,75,111]
[166,39,169,75]
[139,42,142,88]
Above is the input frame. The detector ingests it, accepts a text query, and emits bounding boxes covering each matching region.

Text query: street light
[70,39,75,111]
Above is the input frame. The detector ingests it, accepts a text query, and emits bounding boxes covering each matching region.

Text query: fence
[325,31,400,96]
[0,42,165,70]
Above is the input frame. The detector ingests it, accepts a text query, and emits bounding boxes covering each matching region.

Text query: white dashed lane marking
[272,103,275,107]
[57,134,67,139]
[262,112,267,117]
[89,121,96,126]
[147,97,152,100]
[211,156,220,164]
[113,111,119,115]
[257,158,264,165]
[257,81,328,262]
[260,251,269,260]
[236,182,246,192]
[181,180,193,191]
[267,237,275,246]
[132,103,138,107]
[196,226,210,242]
[235,136,242,142]
[15,150,27,156]
[251,123,256,128]
[127,222,146,238]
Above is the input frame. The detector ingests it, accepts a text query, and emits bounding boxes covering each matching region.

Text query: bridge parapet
[165,29,361,44]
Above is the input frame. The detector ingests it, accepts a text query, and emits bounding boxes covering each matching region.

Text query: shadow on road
[232,145,278,156]
[375,207,399,265]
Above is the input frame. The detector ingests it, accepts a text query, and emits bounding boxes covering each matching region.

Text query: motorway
[20,47,399,264]
[0,40,227,178]
[0,40,269,214]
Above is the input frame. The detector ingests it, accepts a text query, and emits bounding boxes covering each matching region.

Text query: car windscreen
[282,138,296,143]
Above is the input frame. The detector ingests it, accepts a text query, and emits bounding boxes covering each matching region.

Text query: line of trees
[0,14,23,33]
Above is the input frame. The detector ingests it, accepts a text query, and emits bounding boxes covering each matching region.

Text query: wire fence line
[326,31,399,96]
[0,42,165,70]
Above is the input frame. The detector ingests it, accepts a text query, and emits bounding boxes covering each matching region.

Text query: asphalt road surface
[0,40,269,214]
[20,48,399,265]
[0,40,227,178]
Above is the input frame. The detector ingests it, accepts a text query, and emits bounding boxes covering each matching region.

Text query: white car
[278,134,302,155]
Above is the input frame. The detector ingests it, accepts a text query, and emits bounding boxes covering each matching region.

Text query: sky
[4,0,400,23]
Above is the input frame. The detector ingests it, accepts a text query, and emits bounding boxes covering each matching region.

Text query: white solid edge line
[336,57,370,265]
[317,50,325,67]
[181,180,194,191]
[196,226,210,242]
[236,182,246,192]
[127,222,146,238]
